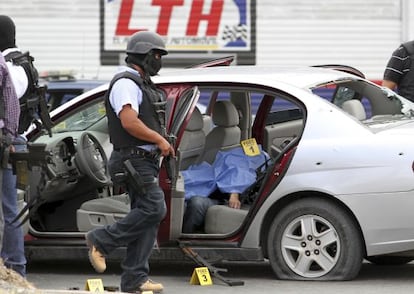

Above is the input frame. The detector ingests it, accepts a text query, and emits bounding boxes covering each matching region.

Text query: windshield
[311,79,414,120]
[52,100,106,133]
[381,87,414,117]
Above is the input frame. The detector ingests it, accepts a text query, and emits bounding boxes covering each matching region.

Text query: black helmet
[0,15,16,51]
[126,31,168,56]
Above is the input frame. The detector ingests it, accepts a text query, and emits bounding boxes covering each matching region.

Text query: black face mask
[145,53,162,76]
[125,53,145,67]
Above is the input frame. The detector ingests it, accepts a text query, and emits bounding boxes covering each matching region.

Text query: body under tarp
[182,146,269,199]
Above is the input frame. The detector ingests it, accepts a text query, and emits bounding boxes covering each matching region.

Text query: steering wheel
[75,132,110,187]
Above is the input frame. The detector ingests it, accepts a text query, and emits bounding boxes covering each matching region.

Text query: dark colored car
[39,72,106,111]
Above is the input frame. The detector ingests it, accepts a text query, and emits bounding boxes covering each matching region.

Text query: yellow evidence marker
[241,138,260,156]
[85,278,104,292]
[190,266,213,286]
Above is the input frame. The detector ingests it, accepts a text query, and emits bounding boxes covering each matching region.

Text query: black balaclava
[125,53,146,69]
[144,51,162,76]
[0,15,16,51]
[126,50,162,77]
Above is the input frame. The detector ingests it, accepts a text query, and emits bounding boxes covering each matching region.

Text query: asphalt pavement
[21,260,414,294]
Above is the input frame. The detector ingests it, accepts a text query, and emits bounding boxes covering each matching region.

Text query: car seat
[201,101,241,164]
[177,107,206,170]
[341,99,366,120]
[204,205,249,234]
[76,193,130,231]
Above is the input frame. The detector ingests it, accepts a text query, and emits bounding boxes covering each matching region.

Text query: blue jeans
[87,152,166,293]
[1,137,27,277]
[182,196,219,233]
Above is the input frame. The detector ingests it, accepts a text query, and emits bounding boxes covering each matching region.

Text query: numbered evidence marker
[190,267,213,285]
[241,138,260,156]
[85,278,104,292]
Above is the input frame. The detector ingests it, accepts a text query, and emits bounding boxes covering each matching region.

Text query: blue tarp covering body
[182,146,269,199]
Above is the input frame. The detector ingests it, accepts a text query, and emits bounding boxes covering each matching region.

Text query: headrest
[186,107,204,131]
[212,101,239,127]
[341,99,366,120]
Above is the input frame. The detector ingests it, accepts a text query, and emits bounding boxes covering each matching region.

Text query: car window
[311,80,407,119]
[169,87,200,137]
[198,89,230,114]
[331,86,373,118]
[44,79,107,111]
[46,91,82,110]
[251,91,304,157]
[52,100,107,133]
[312,85,336,101]
[199,89,260,116]
[267,96,303,125]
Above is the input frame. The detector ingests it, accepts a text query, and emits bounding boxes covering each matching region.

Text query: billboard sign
[100,0,255,65]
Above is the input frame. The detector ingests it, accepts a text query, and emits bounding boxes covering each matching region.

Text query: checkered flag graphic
[222,24,247,42]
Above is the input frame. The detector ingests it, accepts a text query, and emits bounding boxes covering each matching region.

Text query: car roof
[154,65,360,89]
[52,65,360,116]
[72,65,358,96]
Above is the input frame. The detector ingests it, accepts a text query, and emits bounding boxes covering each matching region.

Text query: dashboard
[27,131,110,202]
[50,137,77,176]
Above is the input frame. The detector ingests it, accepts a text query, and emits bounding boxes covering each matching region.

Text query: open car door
[160,86,200,183]
[157,86,200,241]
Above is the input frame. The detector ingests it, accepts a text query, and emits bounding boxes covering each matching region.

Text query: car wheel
[267,197,363,281]
[366,256,414,266]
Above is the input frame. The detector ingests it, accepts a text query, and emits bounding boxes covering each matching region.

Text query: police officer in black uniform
[85,31,174,293]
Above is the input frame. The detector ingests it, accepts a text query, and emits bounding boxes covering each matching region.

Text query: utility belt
[116,146,160,160]
[110,155,158,195]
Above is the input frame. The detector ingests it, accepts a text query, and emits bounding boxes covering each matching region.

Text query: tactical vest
[399,41,414,102]
[4,50,52,135]
[105,71,166,150]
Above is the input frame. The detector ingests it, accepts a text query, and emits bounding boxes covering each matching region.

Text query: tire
[366,256,414,266]
[267,197,363,281]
